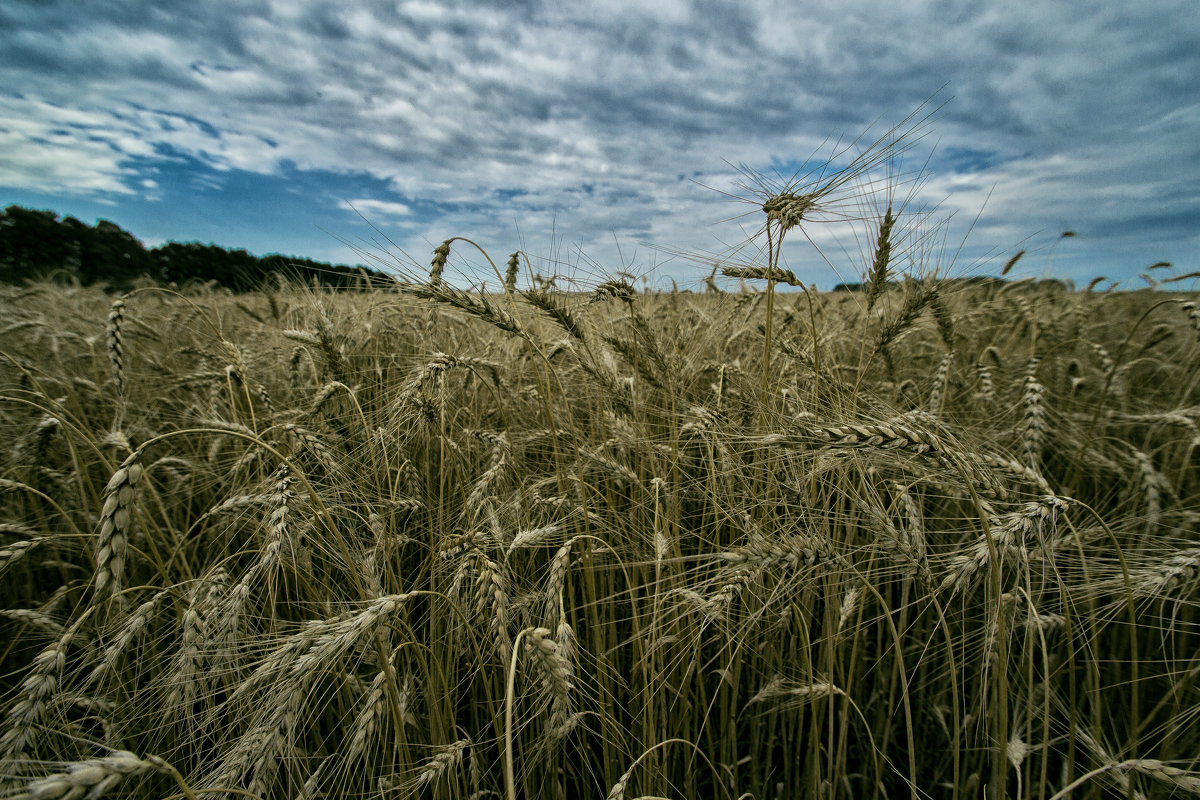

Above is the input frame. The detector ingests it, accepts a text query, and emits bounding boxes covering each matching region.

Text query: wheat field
[2,150,1200,800]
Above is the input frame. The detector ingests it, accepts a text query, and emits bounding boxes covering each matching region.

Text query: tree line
[0,205,391,291]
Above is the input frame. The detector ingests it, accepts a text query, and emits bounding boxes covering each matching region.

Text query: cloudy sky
[2,0,1197,290]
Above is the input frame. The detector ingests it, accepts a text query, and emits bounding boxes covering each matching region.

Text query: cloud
[346,198,411,220]
[1,0,1197,286]
[0,97,154,195]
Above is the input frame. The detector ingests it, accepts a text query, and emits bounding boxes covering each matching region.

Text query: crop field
[1,227,1199,798]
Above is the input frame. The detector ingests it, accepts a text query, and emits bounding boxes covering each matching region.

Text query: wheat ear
[4,751,182,800]
[1048,759,1200,800]
[106,297,125,397]
[525,626,574,738]
[429,240,450,286]
[416,738,470,788]
[1018,356,1046,470]
[866,205,895,311]
[1182,301,1200,340]
[0,627,74,761]
[93,451,144,605]
[1129,546,1200,599]
[504,251,520,291]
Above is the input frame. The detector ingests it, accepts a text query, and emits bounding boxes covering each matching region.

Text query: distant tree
[261,254,393,290]
[0,206,79,283]
[76,219,152,288]
[155,241,216,286]
[1,204,391,291]
[155,242,262,291]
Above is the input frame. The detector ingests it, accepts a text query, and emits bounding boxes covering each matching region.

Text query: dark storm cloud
[1,0,1197,286]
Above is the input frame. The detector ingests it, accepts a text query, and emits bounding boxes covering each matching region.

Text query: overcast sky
[2,0,1197,290]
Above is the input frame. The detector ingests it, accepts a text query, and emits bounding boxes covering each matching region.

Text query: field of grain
[2,232,1199,800]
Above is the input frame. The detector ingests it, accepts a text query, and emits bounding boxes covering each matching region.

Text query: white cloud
[1,0,1196,285]
[0,97,154,195]
[346,198,410,219]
